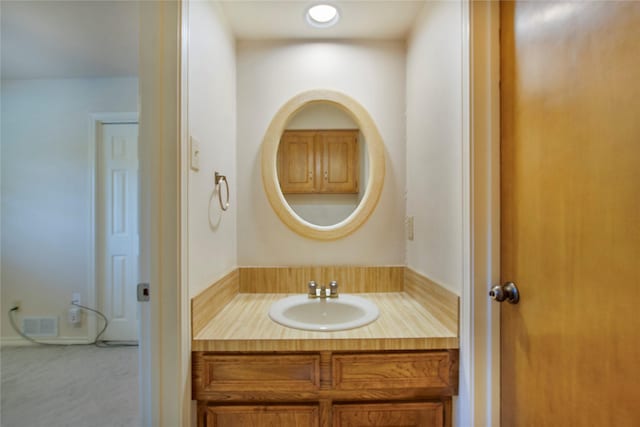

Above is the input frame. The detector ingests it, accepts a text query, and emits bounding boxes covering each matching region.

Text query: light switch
[406,216,414,241]
[190,136,200,171]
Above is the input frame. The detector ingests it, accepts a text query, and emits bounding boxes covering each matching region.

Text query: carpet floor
[1,345,139,427]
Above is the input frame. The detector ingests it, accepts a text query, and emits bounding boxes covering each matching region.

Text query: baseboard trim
[1,336,94,347]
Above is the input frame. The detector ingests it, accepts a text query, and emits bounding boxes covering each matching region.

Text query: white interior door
[99,122,139,341]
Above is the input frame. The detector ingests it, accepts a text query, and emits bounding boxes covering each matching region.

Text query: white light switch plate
[190,137,200,171]
[406,216,414,241]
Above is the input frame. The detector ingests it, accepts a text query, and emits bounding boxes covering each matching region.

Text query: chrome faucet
[329,280,339,297]
[307,280,339,298]
[307,281,318,298]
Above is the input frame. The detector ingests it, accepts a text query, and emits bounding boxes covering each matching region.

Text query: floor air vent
[23,317,58,337]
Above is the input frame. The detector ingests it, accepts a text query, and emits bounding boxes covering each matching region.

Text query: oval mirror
[279,103,366,226]
[261,90,385,240]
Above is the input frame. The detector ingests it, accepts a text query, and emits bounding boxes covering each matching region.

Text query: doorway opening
[0,2,144,426]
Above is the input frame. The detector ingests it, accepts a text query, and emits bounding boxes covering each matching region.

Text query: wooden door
[99,122,139,341]
[500,2,640,425]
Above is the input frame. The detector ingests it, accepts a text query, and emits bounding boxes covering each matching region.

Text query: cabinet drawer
[200,404,319,427]
[333,402,444,427]
[332,352,454,391]
[194,353,320,393]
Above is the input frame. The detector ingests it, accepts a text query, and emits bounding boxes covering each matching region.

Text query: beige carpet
[1,345,139,427]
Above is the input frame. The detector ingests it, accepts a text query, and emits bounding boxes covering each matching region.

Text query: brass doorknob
[489,282,520,304]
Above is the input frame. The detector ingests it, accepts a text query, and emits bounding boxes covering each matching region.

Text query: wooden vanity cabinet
[193,350,458,427]
[278,129,359,194]
[198,405,319,427]
[332,402,446,427]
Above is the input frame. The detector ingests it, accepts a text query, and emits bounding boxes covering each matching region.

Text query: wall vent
[22,317,58,337]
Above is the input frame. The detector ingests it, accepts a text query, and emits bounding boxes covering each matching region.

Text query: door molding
[460,1,501,426]
[139,1,184,426]
[88,112,139,343]
[180,0,192,424]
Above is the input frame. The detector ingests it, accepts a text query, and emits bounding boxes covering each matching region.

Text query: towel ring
[215,172,230,211]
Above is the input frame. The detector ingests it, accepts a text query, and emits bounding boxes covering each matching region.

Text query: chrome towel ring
[214,172,230,211]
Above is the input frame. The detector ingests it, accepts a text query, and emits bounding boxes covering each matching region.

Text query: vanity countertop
[192,292,458,352]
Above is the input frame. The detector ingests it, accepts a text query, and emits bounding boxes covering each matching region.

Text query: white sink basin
[268,294,379,332]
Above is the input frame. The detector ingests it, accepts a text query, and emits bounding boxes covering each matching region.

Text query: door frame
[139,1,501,426]
[89,112,139,343]
[462,1,501,426]
[139,1,187,426]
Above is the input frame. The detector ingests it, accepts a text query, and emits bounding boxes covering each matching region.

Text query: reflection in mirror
[276,103,369,226]
[261,89,385,240]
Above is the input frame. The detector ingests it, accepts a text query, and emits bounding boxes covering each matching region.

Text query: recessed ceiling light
[306,4,340,28]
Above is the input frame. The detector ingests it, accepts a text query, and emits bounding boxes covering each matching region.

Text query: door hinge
[137,283,150,302]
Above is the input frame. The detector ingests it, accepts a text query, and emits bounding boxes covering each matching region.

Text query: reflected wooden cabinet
[278,129,359,194]
[277,131,316,193]
[193,350,458,427]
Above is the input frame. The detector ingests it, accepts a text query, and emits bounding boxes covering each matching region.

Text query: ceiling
[0,0,424,80]
[219,1,425,40]
[1,1,139,79]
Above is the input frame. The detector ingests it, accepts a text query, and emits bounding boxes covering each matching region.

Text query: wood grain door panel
[193,354,320,396]
[200,405,319,427]
[332,402,444,427]
[500,1,640,425]
[332,352,455,392]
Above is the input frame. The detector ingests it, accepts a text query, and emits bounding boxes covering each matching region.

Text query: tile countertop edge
[191,336,460,352]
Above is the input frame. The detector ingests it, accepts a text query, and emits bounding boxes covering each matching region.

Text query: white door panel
[100,123,138,341]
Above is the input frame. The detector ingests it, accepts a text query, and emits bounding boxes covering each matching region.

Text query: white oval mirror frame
[261,90,385,240]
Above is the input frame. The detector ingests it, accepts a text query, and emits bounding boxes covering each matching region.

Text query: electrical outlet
[68,307,81,325]
[71,293,81,305]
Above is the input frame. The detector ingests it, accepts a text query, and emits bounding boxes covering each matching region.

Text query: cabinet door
[192,353,320,401]
[333,402,444,427]
[320,130,359,193]
[278,132,316,193]
[200,405,319,427]
[332,352,457,395]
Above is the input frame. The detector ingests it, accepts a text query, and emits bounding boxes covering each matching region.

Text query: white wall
[286,102,357,129]
[1,77,138,340]
[406,1,463,294]
[187,1,237,297]
[237,40,406,266]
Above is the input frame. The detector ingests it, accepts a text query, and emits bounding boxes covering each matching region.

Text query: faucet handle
[329,280,338,297]
[308,281,318,298]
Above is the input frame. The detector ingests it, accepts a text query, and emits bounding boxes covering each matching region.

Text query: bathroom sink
[268,294,379,332]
